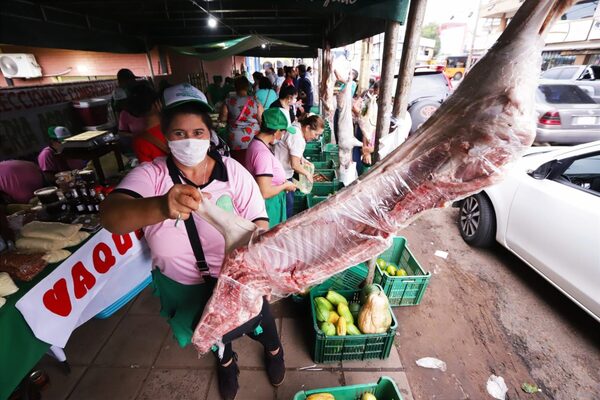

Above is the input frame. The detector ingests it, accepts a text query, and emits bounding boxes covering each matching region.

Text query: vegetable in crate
[320,322,336,336]
[386,265,398,276]
[358,292,392,334]
[326,290,347,306]
[315,301,331,322]
[315,296,334,311]
[397,268,408,276]
[337,303,354,325]
[327,311,340,324]
[376,258,387,269]
[336,316,347,336]
[307,394,335,400]
[346,323,361,335]
[349,303,361,320]
[360,284,381,305]
[362,394,377,400]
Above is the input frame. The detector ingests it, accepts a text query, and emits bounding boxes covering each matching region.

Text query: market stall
[0,166,153,399]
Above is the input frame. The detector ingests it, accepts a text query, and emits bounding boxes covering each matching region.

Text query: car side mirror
[528,160,557,180]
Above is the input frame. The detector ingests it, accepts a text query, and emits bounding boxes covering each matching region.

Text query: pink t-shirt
[114,153,268,285]
[38,147,86,173]
[118,110,147,136]
[0,160,44,204]
[245,138,287,186]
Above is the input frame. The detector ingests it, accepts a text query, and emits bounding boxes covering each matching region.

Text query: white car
[456,141,600,321]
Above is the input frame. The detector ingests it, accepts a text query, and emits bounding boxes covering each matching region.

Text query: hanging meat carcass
[191,0,577,354]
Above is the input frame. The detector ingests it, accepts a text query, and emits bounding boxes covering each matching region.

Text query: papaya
[320,322,336,336]
[376,258,387,269]
[349,302,361,320]
[397,268,408,276]
[314,296,334,311]
[307,393,335,400]
[327,311,340,324]
[336,316,347,336]
[346,323,361,335]
[337,303,354,325]
[326,290,348,306]
[359,284,381,304]
[361,393,377,400]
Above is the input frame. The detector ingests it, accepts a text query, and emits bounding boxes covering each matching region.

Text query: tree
[422,22,441,57]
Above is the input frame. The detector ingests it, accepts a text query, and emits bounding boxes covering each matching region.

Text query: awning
[0,0,410,54]
[172,35,315,60]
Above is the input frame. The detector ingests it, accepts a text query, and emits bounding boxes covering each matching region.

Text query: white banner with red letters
[16,228,152,348]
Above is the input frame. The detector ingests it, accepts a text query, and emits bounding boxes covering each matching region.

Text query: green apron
[151,269,215,348]
[265,191,287,228]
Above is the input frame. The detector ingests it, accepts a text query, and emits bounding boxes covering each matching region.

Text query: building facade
[479,0,600,69]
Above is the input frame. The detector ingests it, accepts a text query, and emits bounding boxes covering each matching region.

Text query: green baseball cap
[262,108,296,134]
[47,126,72,141]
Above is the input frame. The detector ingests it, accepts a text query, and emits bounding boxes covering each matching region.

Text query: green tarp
[171,35,312,60]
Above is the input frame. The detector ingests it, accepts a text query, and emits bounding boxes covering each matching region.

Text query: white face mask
[168,138,210,167]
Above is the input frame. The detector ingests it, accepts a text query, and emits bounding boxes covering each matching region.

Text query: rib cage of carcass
[191,0,577,354]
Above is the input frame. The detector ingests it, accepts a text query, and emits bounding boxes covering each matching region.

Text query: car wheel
[453,72,463,80]
[408,100,441,134]
[458,193,496,247]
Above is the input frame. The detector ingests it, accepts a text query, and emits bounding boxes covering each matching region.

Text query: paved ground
[31,208,599,400]
[398,208,600,400]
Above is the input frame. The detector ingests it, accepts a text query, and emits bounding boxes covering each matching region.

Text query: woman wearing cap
[274,114,325,218]
[37,126,87,183]
[244,108,297,227]
[100,83,285,400]
[219,76,263,165]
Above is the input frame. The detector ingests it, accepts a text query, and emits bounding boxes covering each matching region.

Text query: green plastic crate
[310,285,397,363]
[309,105,321,115]
[311,182,344,196]
[312,263,368,293]
[293,376,403,400]
[306,194,328,208]
[312,160,335,170]
[373,237,430,307]
[305,141,322,152]
[323,143,339,164]
[312,169,340,194]
[292,192,308,216]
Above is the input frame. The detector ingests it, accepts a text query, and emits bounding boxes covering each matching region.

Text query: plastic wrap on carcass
[191,0,577,355]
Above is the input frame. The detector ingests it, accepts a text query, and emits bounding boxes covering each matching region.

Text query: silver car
[535,83,600,145]
[540,65,600,103]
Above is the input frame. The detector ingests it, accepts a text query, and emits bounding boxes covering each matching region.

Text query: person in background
[270,84,298,125]
[100,84,284,400]
[118,81,155,153]
[128,81,168,163]
[206,75,225,107]
[274,114,324,218]
[38,126,87,183]
[275,68,285,93]
[112,68,137,114]
[292,66,300,89]
[255,77,278,109]
[296,64,314,112]
[219,76,264,164]
[306,66,313,79]
[252,71,263,94]
[266,67,277,87]
[0,160,45,204]
[222,77,235,98]
[283,66,295,88]
[333,69,359,143]
[245,108,297,227]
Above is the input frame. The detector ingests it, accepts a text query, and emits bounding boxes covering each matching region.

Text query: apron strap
[166,157,210,274]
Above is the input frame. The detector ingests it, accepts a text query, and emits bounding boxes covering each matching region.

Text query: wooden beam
[392,0,428,119]
[373,20,401,161]
[358,36,372,94]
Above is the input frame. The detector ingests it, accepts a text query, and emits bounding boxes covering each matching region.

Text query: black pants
[216,300,281,364]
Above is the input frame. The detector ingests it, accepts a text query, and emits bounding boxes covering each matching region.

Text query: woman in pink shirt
[245,108,296,227]
[100,84,284,400]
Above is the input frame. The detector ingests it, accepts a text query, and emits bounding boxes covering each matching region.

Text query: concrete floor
[31,207,599,400]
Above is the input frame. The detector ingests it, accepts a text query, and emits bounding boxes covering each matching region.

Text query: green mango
[314,296,334,311]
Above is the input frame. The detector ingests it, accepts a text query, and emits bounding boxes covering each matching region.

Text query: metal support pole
[466,0,484,70]
[373,20,401,161]
[392,0,428,119]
